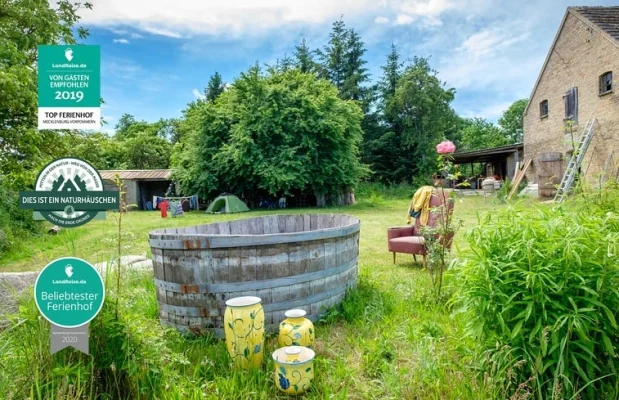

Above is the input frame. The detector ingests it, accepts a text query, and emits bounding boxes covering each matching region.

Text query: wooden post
[508,159,532,200]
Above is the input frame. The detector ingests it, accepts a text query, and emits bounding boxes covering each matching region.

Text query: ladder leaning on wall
[554,118,597,203]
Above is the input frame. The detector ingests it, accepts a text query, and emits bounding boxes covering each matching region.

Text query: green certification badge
[34,257,105,354]
[37,45,101,130]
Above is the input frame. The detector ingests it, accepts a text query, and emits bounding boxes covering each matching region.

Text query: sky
[76,0,618,134]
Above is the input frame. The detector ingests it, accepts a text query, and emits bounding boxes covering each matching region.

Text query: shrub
[0,181,41,253]
[452,199,619,399]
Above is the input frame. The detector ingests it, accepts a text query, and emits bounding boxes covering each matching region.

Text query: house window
[540,100,549,118]
[563,87,578,122]
[600,71,612,95]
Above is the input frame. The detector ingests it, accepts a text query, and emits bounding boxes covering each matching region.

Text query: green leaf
[601,333,616,357]
[511,320,524,340]
[540,328,547,356]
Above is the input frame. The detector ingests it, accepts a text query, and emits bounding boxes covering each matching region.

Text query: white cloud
[458,29,529,59]
[461,101,512,120]
[398,0,454,17]
[139,25,185,38]
[108,27,128,35]
[130,33,144,39]
[113,38,130,44]
[192,88,205,100]
[395,14,415,25]
[439,24,534,91]
[374,16,389,24]
[79,0,456,36]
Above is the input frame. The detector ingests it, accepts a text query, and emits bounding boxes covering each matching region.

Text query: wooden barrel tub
[149,214,360,336]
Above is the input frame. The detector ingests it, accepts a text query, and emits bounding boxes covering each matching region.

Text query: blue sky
[77,0,618,134]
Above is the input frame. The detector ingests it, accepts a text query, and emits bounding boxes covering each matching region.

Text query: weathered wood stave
[149,214,360,336]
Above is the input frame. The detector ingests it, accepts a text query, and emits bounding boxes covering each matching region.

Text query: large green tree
[0,0,92,188]
[72,132,125,170]
[123,132,172,169]
[498,98,528,143]
[318,19,371,106]
[318,18,348,90]
[340,28,369,104]
[458,117,510,152]
[173,67,367,201]
[114,113,153,139]
[360,44,402,183]
[386,57,457,181]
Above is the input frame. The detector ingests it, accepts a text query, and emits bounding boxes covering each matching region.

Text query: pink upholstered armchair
[388,192,454,265]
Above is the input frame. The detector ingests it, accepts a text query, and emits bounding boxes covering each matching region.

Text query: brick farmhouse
[523,6,619,189]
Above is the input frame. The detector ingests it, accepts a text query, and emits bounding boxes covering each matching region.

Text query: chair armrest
[388,226,415,240]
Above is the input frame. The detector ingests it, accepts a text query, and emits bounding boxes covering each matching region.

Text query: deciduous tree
[0,0,93,188]
[173,67,368,201]
[498,98,528,143]
[458,117,509,151]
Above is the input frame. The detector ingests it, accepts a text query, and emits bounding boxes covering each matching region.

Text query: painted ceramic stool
[224,296,264,369]
[272,346,316,395]
[278,309,315,348]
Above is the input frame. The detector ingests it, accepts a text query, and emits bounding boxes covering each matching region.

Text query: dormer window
[540,100,549,118]
[600,71,612,95]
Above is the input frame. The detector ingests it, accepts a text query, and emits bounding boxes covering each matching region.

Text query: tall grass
[0,191,518,399]
[452,188,619,399]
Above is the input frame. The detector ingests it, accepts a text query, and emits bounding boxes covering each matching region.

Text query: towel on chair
[406,186,435,226]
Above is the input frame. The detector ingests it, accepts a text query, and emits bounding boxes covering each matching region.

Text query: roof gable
[523,7,619,116]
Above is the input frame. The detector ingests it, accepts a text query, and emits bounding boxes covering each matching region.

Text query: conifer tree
[205,72,225,102]
[294,39,316,74]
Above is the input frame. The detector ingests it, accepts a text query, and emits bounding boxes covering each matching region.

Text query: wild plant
[452,195,619,399]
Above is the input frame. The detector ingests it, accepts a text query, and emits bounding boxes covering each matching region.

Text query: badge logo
[34,257,105,354]
[18,158,120,227]
[34,257,105,329]
[64,47,73,62]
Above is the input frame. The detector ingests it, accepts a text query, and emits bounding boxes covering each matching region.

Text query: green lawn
[1,192,510,399]
[0,194,495,272]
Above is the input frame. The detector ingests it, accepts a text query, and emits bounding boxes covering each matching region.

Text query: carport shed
[100,169,173,210]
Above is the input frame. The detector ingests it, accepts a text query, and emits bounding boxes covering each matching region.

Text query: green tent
[205,194,250,214]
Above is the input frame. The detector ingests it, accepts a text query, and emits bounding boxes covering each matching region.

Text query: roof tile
[572,6,619,42]
[99,169,173,180]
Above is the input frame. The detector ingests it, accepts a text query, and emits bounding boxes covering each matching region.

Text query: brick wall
[523,11,619,187]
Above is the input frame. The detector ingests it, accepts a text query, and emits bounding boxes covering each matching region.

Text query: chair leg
[422,255,427,267]
[413,254,417,262]
[392,252,396,264]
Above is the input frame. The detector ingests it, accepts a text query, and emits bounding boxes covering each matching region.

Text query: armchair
[387,191,454,265]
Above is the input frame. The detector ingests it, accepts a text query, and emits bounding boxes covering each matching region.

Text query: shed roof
[99,169,173,180]
[453,143,523,164]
